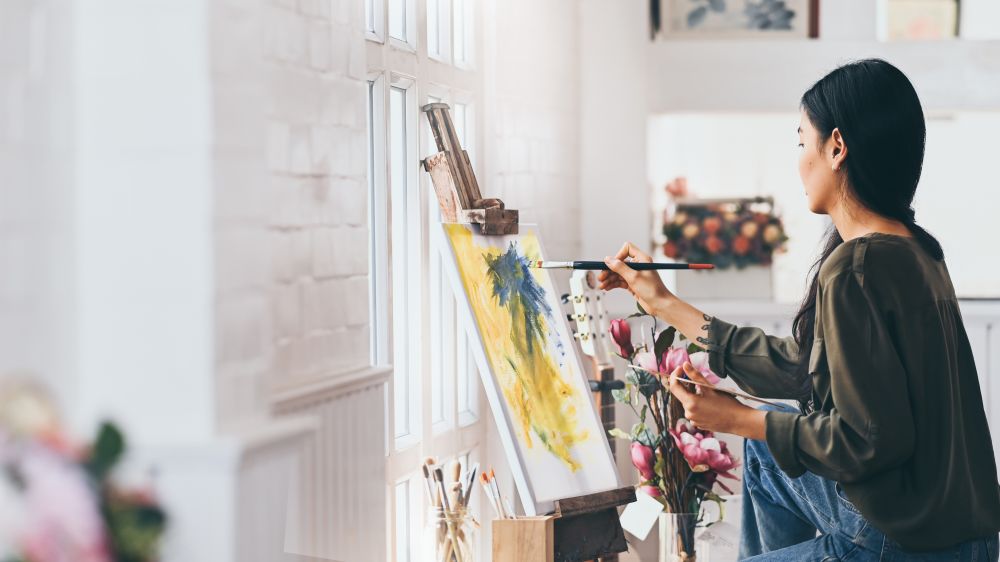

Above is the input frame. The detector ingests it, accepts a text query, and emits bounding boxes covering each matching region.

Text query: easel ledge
[492,487,637,562]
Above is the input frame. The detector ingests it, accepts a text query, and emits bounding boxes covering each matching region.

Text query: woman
[599,59,1000,560]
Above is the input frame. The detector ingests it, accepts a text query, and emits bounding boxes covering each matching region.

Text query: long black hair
[791,59,944,399]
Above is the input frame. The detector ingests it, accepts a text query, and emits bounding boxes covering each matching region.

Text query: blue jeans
[739,405,999,561]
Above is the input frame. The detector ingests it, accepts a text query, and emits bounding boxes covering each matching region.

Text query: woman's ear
[830,128,848,171]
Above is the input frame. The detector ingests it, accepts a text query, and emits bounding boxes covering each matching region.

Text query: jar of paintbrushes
[421,458,478,562]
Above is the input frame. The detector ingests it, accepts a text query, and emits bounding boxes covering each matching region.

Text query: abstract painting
[663,0,812,38]
[439,223,619,514]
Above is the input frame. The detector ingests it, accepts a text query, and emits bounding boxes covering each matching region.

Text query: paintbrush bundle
[421,458,478,562]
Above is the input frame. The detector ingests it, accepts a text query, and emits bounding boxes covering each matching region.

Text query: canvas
[664,0,811,38]
[439,223,620,515]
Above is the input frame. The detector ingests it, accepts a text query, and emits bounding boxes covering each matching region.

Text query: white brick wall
[212,0,371,426]
[0,0,76,404]
[491,0,581,261]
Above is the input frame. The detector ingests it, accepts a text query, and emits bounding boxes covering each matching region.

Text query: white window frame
[368,74,390,367]
[451,0,475,69]
[387,74,422,451]
[366,0,386,43]
[427,0,452,62]
[369,0,488,559]
[389,0,418,52]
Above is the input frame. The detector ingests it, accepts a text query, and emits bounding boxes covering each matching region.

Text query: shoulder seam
[853,237,869,288]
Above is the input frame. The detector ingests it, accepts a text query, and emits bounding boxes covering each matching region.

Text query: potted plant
[608,309,739,562]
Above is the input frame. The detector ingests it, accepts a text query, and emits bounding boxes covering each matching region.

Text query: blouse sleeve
[703,315,811,400]
[763,270,916,482]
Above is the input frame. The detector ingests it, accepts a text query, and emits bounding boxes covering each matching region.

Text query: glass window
[389,0,407,41]
[452,0,472,66]
[394,480,412,562]
[389,83,421,445]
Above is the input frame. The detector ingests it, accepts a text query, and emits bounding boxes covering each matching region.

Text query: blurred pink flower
[688,352,722,385]
[12,440,111,562]
[669,418,740,485]
[659,347,689,375]
[610,319,634,359]
[634,351,658,373]
[630,442,656,481]
[639,485,662,498]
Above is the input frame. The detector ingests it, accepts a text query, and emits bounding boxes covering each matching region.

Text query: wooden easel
[422,103,635,562]
[422,103,519,235]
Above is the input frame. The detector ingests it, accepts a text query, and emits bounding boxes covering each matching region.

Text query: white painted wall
[578,0,651,314]
[74,0,216,445]
[0,0,76,416]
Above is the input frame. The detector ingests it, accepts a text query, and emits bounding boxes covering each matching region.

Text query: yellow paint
[445,224,588,471]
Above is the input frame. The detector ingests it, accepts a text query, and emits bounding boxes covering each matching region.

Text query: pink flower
[668,418,740,486]
[610,319,634,359]
[630,442,655,481]
[634,351,658,373]
[659,347,689,374]
[688,352,722,385]
[12,439,111,562]
[639,485,662,498]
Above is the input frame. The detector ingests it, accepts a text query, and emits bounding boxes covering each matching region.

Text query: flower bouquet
[607,309,739,561]
[662,197,788,270]
[0,379,167,562]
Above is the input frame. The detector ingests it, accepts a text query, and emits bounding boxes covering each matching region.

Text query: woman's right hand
[598,242,676,315]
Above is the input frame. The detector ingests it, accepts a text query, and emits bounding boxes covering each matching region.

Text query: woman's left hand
[668,361,757,436]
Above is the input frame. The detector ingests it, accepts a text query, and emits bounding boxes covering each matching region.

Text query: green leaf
[627,366,662,398]
[654,327,677,360]
[634,425,659,448]
[636,301,647,315]
[687,341,703,354]
[702,491,727,526]
[612,388,631,404]
[86,421,126,481]
[639,404,648,423]
[607,428,631,440]
[653,452,665,478]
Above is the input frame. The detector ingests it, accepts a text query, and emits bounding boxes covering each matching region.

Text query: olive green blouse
[703,232,1000,550]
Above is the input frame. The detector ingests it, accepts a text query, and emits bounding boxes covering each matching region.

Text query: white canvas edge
[433,222,621,516]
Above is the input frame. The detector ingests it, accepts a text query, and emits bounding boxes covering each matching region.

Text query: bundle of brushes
[479,468,516,520]
[421,457,479,562]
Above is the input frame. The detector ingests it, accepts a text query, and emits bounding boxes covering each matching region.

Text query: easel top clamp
[421,102,519,235]
[421,102,636,562]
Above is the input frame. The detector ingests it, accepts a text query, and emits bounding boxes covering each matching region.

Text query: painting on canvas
[664,0,812,38]
[439,223,619,514]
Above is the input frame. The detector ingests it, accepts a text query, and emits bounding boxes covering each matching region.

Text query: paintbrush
[488,469,506,519]
[448,459,462,487]
[422,458,439,506]
[480,472,501,519]
[435,467,466,562]
[531,260,714,270]
[628,364,782,407]
[462,463,478,506]
[449,482,463,510]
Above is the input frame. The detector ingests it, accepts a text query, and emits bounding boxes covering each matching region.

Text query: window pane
[367,81,377,364]
[389,0,406,40]
[428,0,440,56]
[390,86,410,439]
[453,0,465,63]
[457,313,479,426]
[395,480,411,562]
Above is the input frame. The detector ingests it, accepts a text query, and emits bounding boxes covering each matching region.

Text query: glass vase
[424,506,476,562]
[658,512,699,562]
